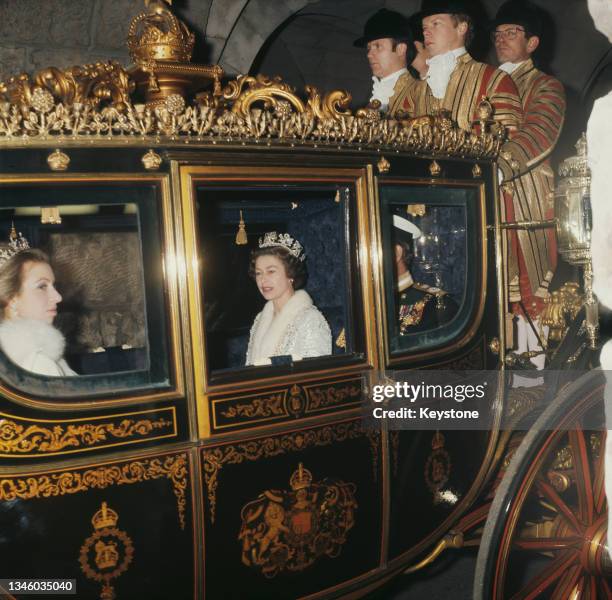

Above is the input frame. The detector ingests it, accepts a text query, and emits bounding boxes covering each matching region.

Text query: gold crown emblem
[290,463,313,491]
[91,502,119,530]
[128,0,195,63]
[258,231,305,261]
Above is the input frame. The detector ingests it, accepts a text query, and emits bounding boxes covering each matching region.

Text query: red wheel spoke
[550,565,581,600]
[509,550,579,600]
[514,536,582,551]
[569,428,594,524]
[585,575,597,600]
[600,576,612,599]
[536,479,582,533]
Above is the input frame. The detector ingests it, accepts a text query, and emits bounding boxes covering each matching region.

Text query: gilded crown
[128,0,195,63]
[0,224,30,269]
[290,463,313,491]
[91,501,119,530]
[258,231,306,262]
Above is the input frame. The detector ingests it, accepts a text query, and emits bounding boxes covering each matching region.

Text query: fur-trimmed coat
[246,290,332,366]
[0,318,77,377]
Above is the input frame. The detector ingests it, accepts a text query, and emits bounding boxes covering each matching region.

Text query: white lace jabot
[425,47,466,99]
[370,68,407,111]
[499,61,525,75]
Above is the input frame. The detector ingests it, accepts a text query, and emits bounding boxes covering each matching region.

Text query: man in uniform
[393,215,457,335]
[492,0,566,368]
[354,9,419,116]
[399,0,523,133]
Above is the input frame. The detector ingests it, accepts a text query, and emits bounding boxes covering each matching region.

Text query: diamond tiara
[258,231,306,262]
[0,224,31,269]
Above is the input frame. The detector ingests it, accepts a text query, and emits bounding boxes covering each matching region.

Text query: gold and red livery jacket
[497,59,566,316]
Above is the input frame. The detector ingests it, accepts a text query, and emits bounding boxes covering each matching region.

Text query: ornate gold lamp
[554,134,598,348]
[127,0,223,108]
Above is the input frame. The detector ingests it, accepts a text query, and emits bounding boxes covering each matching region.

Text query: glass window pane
[0,184,172,399]
[379,184,479,355]
[195,184,358,376]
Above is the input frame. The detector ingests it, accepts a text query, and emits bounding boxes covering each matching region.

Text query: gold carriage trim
[212,378,363,432]
[238,463,358,578]
[0,408,176,456]
[0,0,505,155]
[0,453,189,530]
[0,72,505,158]
[202,420,378,524]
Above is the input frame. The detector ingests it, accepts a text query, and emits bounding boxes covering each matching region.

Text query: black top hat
[490,0,543,37]
[415,0,474,20]
[353,8,413,48]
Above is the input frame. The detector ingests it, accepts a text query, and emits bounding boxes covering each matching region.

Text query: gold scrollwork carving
[0,61,134,111]
[220,393,286,419]
[225,74,306,118]
[0,414,174,455]
[305,86,352,120]
[305,384,361,412]
[203,421,377,524]
[0,453,188,530]
[238,463,357,577]
[0,72,505,160]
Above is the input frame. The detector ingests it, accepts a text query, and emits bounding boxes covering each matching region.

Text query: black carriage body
[0,141,504,600]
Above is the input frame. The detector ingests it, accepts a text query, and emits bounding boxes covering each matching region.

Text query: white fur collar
[0,318,66,365]
[250,289,313,364]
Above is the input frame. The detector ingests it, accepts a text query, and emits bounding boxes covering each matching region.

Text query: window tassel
[235,210,247,245]
[41,207,62,224]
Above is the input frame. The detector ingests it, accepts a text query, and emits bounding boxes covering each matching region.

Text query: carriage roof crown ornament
[127,0,223,108]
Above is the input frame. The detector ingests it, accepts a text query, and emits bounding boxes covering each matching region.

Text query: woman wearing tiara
[245,232,332,366]
[0,227,77,377]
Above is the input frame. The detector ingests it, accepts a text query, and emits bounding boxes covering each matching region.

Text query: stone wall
[0,0,315,80]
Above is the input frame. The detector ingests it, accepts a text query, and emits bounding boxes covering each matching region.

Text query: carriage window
[380,185,480,355]
[195,185,360,377]
[0,184,172,399]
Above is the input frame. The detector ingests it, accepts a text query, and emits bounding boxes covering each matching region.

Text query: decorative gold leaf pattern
[0,453,188,529]
[202,421,378,524]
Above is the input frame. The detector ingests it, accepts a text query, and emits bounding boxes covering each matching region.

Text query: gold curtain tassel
[335,327,346,349]
[41,206,62,224]
[235,210,247,245]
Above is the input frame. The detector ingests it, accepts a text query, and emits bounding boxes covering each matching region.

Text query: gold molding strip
[211,377,363,432]
[0,453,188,530]
[0,407,177,457]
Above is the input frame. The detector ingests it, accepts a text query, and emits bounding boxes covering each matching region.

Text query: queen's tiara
[258,231,306,262]
[0,224,30,269]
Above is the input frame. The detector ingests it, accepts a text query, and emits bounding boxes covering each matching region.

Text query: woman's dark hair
[0,248,51,321]
[249,246,308,290]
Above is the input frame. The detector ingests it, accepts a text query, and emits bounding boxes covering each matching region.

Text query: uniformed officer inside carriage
[392,214,458,336]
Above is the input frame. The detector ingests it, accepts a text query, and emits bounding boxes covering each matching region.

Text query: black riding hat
[414,0,474,20]
[353,8,413,48]
[490,0,543,38]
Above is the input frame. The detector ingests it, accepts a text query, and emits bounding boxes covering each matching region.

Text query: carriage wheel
[474,370,612,599]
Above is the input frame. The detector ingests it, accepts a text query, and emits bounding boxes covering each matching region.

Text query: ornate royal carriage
[0,2,607,599]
